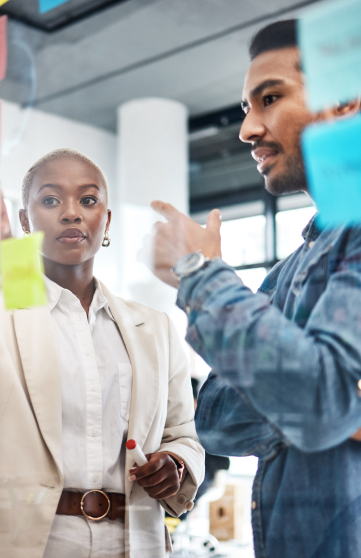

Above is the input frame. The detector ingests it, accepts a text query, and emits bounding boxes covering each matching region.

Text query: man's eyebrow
[242,79,285,104]
[37,183,100,194]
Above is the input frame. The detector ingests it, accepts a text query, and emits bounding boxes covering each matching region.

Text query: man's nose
[61,201,82,223]
[239,110,266,144]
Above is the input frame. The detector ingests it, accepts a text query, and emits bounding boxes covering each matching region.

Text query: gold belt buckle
[80,489,111,521]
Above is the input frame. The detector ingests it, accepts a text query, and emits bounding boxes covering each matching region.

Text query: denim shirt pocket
[118,362,132,423]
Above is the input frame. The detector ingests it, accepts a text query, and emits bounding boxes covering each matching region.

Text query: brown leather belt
[56,490,125,521]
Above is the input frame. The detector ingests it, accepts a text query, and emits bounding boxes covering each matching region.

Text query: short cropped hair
[22,148,109,208]
[249,19,297,61]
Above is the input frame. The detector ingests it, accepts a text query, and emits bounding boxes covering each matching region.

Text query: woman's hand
[1,193,12,240]
[129,451,180,499]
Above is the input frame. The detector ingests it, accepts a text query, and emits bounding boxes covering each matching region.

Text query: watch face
[175,251,204,276]
[183,252,202,272]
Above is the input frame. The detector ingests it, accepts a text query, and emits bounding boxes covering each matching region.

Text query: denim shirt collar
[301,213,321,242]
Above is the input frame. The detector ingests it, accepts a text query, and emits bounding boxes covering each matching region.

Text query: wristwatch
[172,250,210,281]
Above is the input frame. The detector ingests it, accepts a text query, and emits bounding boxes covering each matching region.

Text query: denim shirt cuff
[176,258,248,312]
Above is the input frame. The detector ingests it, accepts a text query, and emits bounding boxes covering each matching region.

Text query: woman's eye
[43,197,60,206]
[81,196,97,205]
[264,94,278,107]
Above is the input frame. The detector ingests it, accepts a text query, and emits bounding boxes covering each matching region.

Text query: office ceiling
[0,0,326,132]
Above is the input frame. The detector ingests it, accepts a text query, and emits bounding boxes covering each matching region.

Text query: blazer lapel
[101,284,160,454]
[13,305,63,475]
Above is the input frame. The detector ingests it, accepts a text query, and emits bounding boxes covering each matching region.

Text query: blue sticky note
[302,114,361,227]
[298,0,361,112]
[39,0,69,14]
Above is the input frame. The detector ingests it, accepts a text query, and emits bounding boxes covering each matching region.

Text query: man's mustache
[252,140,284,152]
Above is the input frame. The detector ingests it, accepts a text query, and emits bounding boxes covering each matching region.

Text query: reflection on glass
[276,206,316,260]
[236,267,267,293]
[4,198,12,228]
[221,215,266,267]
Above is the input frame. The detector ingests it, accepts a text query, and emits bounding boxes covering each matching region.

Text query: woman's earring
[23,229,31,238]
[102,230,111,247]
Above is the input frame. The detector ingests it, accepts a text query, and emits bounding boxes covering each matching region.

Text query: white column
[116,98,188,318]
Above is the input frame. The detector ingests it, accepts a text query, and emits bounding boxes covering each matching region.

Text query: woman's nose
[60,202,82,223]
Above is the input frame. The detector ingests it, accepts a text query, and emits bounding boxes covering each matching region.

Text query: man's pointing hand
[138,201,222,288]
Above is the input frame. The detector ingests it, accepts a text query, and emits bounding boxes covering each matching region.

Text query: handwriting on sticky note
[302,113,361,227]
[39,0,70,14]
[1,232,47,310]
[298,0,361,112]
[0,15,7,82]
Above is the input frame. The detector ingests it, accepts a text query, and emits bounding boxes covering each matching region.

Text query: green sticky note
[1,232,47,310]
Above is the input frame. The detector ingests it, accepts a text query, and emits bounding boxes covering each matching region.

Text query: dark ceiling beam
[189,104,245,132]
[190,185,265,214]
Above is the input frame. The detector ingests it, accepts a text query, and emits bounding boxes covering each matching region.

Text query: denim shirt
[177,216,361,558]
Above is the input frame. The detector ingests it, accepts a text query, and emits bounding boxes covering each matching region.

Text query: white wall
[0,99,120,291]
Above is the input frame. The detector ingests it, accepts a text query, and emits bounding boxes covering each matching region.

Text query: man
[140,19,361,558]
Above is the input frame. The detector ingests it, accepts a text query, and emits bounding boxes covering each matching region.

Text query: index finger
[151,200,180,222]
[129,456,164,481]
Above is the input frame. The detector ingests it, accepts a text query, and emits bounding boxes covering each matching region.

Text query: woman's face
[20,157,111,266]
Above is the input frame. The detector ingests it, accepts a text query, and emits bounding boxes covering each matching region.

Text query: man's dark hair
[249,19,297,61]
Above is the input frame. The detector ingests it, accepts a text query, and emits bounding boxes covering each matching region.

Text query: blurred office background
[0,1,321,555]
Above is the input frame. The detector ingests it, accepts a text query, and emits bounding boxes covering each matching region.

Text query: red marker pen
[126,439,148,467]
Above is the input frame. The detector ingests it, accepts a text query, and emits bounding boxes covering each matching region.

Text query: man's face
[240,47,315,196]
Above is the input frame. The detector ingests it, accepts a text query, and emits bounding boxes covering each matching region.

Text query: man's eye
[81,196,97,205]
[263,94,278,106]
[241,103,249,115]
[43,197,60,206]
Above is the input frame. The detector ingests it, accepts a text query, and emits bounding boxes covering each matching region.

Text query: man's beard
[263,151,307,196]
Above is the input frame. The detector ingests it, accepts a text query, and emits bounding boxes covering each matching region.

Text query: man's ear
[321,98,361,121]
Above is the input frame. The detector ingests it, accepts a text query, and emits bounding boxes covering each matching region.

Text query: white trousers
[43,515,125,558]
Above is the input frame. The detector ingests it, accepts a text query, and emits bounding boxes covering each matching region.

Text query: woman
[0,148,204,558]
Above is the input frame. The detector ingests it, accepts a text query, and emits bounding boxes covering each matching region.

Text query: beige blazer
[0,283,205,558]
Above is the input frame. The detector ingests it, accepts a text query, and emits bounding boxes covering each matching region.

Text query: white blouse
[43,276,131,558]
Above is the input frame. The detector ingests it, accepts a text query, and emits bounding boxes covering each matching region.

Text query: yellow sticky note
[0,1,10,6]
[1,232,47,310]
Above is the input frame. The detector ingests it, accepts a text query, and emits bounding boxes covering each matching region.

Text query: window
[276,206,316,260]
[236,267,267,293]
[221,215,266,267]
